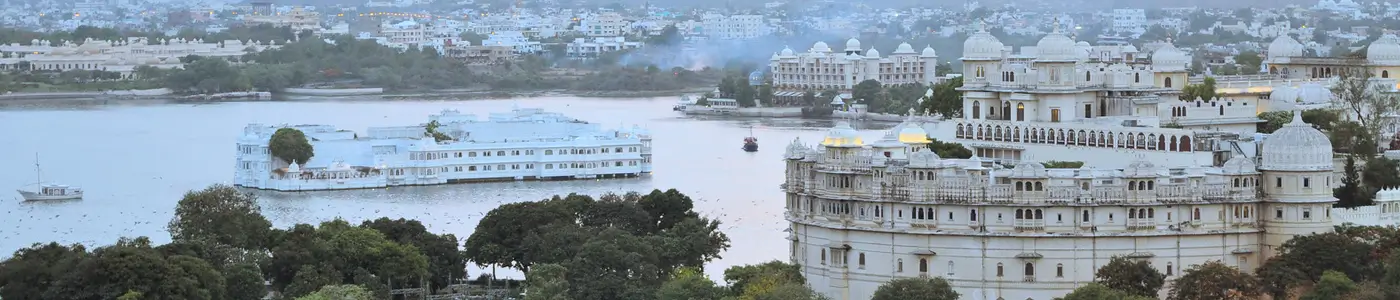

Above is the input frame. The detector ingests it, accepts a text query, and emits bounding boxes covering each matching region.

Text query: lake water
[0,96,891,280]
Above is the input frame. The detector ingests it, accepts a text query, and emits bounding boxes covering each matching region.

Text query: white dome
[780,46,795,57]
[1221,155,1259,175]
[1123,44,1139,53]
[897,121,930,144]
[894,42,916,54]
[821,121,863,147]
[921,45,937,57]
[1260,111,1333,172]
[873,124,906,148]
[1151,43,1188,72]
[1367,34,1400,65]
[962,24,1004,60]
[1268,35,1305,60]
[866,48,881,58]
[845,38,862,52]
[812,41,831,53]
[1035,29,1078,61]
[770,53,779,61]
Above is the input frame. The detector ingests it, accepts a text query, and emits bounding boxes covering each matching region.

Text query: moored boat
[17,154,82,201]
[743,126,758,152]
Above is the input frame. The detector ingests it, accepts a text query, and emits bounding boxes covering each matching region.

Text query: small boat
[743,126,759,152]
[674,95,695,111]
[17,154,82,201]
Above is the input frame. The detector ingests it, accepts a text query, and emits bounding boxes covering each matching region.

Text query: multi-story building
[565,37,642,58]
[1265,34,1400,82]
[444,44,515,65]
[380,20,428,49]
[581,12,626,37]
[784,111,1367,300]
[480,31,542,54]
[1111,9,1146,34]
[242,6,322,34]
[768,38,939,92]
[925,22,1273,166]
[701,13,770,40]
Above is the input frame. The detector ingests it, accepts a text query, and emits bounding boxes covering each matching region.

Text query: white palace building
[768,39,940,92]
[783,112,1399,300]
[234,107,653,191]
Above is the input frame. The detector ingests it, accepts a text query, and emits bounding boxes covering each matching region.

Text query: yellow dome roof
[821,121,864,147]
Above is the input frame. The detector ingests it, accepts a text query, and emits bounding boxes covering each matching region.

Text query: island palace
[233,107,652,191]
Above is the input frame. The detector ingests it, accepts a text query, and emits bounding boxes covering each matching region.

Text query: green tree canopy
[1055,283,1155,300]
[269,128,314,165]
[927,138,973,159]
[1179,77,1217,101]
[524,263,570,300]
[1095,256,1166,298]
[655,267,725,300]
[869,277,959,300]
[1168,261,1262,300]
[168,184,273,250]
[294,284,375,300]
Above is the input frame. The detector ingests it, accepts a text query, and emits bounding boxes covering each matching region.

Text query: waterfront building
[785,112,1388,300]
[0,37,280,78]
[565,36,643,59]
[234,107,653,191]
[768,39,939,92]
[924,21,1263,167]
[1264,33,1400,82]
[480,31,543,54]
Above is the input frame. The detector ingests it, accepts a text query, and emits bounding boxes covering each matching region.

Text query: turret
[1259,110,1337,259]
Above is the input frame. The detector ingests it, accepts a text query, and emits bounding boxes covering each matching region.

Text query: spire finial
[978,19,988,33]
[1290,109,1304,124]
[1052,17,1061,33]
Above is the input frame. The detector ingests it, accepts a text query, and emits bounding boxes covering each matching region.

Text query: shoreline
[0,87,714,103]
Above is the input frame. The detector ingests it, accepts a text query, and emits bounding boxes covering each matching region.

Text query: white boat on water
[17,154,82,201]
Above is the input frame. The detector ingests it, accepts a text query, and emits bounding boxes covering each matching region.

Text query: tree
[1168,261,1262,300]
[1094,256,1167,298]
[269,128,314,165]
[655,268,725,300]
[927,138,973,159]
[360,217,464,289]
[919,76,963,118]
[1363,159,1400,203]
[1336,156,1366,207]
[1042,161,1085,168]
[1180,77,1217,100]
[168,184,273,251]
[1299,270,1358,300]
[224,263,267,300]
[870,277,959,300]
[1257,109,1340,134]
[0,242,89,300]
[118,291,144,300]
[852,79,882,109]
[524,264,570,300]
[723,260,805,296]
[1056,283,1155,300]
[295,284,375,300]
[424,120,453,142]
[801,90,817,106]
[1333,68,1398,157]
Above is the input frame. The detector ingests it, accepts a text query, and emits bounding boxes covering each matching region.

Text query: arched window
[1016,103,1025,121]
[821,249,826,264]
[1034,182,1044,191]
[1167,262,1174,276]
[1085,70,1091,81]
[858,253,866,267]
[898,259,905,272]
[920,258,928,272]
[947,261,955,275]
[1193,208,1201,220]
[997,263,1005,277]
[1134,73,1140,83]
[1035,209,1043,219]
[1056,264,1065,277]
[1082,210,1090,222]
[1165,77,1173,88]
[1024,262,1035,276]
[972,101,981,119]
[971,209,979,222]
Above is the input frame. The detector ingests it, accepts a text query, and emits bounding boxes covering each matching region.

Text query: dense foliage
[869,277,959,300]
[269,128,314,165]
[463,189,730,300]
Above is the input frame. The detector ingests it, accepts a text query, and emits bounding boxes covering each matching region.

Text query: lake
[0,96,891,280]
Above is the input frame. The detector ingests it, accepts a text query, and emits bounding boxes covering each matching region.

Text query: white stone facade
[768,38,938,92]
[565,37,643,58]
[0,37,280,78]
[786,111,1341,300]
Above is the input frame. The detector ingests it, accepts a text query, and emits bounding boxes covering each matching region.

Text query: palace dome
[894,42,916,55]
[780,46,795,57]
[873,124,906,148]
[1268,35,1305,59]
[866,48,881,58]
[821,121,864,147]
[897,121,930,144]
[1260,111,1333,172]
[1221,155,1259,175]
[1122,44,1139,53]
[845,38,861,52]
[770,53,780,61]
[1035,23,1078,62]
[1151,43,1188,72]
[1367,34,1400,65]
[812,41,831,53]
[921,45,937,57]
[962,24,1004,60]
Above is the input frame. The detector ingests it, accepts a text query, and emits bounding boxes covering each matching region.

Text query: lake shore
[0,86,712,103]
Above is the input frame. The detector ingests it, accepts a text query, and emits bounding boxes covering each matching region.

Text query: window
[496,151,505,156]
[1303,208,1312,219]
[1165,77,1173,88]
[1276,209,1284,219]
[821,249,826,265]
[1016,103,1025,121]
[1082,210,1090,222]
[1167,263,1174,276]
[1304,177,1311,188]
[947,261,955,276]
[996,263,1004,277]
[1024,263,1035,277]
[857,253,866,269]
[1056,264,1064,277]
[898,259,904,272]
[919,258,928,273]
[1050,108,1061,122]
[1277,177,1282,188]
[970,209,978,222]
[545,150,553,155]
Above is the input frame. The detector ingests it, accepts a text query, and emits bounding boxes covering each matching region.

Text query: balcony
[1013,220,1045,231]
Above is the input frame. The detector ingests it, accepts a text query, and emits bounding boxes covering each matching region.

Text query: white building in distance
[768,38,939,92]
[565,36,642,59]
